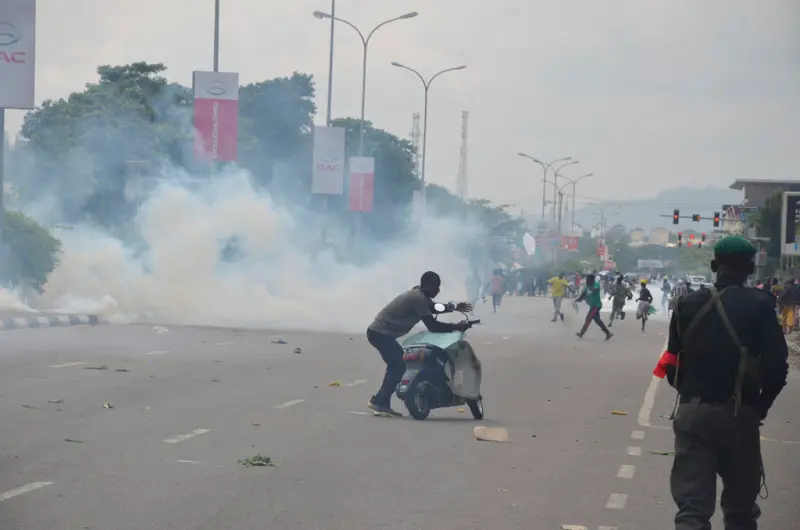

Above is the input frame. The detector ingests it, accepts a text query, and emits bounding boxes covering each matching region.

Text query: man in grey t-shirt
[366,271,472,416]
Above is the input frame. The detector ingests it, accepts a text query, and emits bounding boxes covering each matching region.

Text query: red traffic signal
[713,212,720,227]
[677,231,683,247]
[673,209,680,225]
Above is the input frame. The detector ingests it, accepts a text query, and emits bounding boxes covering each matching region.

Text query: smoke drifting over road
[14,167,472,332]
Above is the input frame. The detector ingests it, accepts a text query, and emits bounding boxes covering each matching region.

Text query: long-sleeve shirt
[662,282,788,416]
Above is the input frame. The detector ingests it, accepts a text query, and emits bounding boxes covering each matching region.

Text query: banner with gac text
[193,71,239,162]
[0,0,36,109]
[311,126,346,195]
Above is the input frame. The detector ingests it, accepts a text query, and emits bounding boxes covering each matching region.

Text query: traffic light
[673,209,680,225]
[691,214,701,222]
[713,212,720,227]
[677,231,683,247]
[699,232,706,248]
[688,234,695,247]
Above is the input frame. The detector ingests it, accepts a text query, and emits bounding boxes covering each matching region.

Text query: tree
[1,211,61,293]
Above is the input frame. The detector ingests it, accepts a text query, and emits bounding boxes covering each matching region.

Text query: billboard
[193,71,239,162]
[0,0,36,109]
[780,192,800,256]
[311,126,346,195]
[348,156,375,212]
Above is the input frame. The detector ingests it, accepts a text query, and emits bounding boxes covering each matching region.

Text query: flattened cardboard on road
[474,426,509,442]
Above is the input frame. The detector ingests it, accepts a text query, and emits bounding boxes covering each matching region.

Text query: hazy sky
[3,0,799,213]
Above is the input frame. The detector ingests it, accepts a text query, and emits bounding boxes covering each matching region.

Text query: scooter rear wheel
[405,381,431,420]
[466,397,484,420]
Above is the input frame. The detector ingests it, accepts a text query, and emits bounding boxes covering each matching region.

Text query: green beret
[713,235,756,256]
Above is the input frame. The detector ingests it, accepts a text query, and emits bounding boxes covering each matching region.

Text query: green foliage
[11,61,520,259]
[1,211,61,293]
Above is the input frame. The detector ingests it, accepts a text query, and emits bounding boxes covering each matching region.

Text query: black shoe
[373,405,403,417]
[367,395,377,410]
[576,332,584,339]
[605,332,614,341]
[551,318,557,322]
[560,312,564,321]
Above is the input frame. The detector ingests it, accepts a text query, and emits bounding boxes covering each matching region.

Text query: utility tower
[410,112,422,179]
[456,110,469,200]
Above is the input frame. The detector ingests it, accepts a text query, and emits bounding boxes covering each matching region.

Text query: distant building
[605,223,627,242]
[650,227,670,246]
[729,179,800,208]
[630,228,646,244]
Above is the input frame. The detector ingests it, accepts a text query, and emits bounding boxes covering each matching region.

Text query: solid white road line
[631,430,645,440]
[144,350,171,355]
[273,399,305,409]
[345,379,368,387]
[617,465,636,479]
[0,482,53,502]
[214,341,236,346]
[627,446,643,456]
[49,362,87,368]
[162,429,211,444]
[605,493,628,510]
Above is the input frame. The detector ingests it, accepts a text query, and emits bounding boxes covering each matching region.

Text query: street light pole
[552,160,579,224]
[391,62,467,217]
[314,11,418,155]
[517,154,571,220]
[559,173,593,232]
[213,0,220,71]
[325,0,336,126]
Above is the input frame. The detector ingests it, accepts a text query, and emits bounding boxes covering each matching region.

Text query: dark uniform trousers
[671,398,762,530]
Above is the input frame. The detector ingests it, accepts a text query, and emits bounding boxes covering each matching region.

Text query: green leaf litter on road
[238,454,276,467]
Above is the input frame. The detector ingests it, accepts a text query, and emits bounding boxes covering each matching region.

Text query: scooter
[395,302,483,420]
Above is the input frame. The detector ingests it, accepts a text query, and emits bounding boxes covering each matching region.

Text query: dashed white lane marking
[162,429,211,444]
[172,460,203,464]
[273,399,305,409]
[598,526,620,530]
[144,350,171,355]
[49,362,86,368]
[637,336,670,431]
[349,411,372,416]
[0,482,54,501]
[617,465,636,479]
[627,446,643,456]
[345,379,368,387]
[214,341,236,346]
[631,430,645,440]
[560,526,587,530]
[605,493,628,509]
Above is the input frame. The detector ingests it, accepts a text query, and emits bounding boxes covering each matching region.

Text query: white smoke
[26,167,475,333]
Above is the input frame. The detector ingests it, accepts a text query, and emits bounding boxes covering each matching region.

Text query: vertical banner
[311,126,346,195]
[193,71,239,162]
[0,0,36,109]
[780,192,800,256]
[348,156,375,212]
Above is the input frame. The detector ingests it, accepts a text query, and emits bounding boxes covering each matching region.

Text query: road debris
[251,422,261,426]
[474,426,509,443]
[611,410,628,416]
[103,402,114,409]
[64,438,84,443]
[212,379,221,383]
[328,380,341,387]
[650,450,675,456]
[271,338,288,344]
[85,365,108,370]
[457,408,465,413]
[48,399,64,404]
[238,454,276,468]
[115,369,129,373]
[153,326,169,334]
[293,347,302,354]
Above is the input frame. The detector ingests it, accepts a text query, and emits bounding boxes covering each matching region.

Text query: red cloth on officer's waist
[653,351,679,379]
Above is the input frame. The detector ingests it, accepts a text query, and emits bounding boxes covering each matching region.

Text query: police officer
[654,236,788,530]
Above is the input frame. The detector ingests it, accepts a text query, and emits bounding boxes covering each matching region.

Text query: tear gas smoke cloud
[19,169,476,333]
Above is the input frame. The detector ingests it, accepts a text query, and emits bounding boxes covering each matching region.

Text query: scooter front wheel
[466,397,484,420]
[405,381,431,420]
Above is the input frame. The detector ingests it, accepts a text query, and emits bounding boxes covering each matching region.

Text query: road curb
[0,314,106,332]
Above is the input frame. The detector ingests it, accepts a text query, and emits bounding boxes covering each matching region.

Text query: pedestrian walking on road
[490,269,504,313]
[653,236,788,530]
[575,273,613,340]
[548,272,570,322]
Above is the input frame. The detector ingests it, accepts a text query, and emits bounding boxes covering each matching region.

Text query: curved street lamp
[560,173,593,231]
[391,62,467,212]
[313,10,418,153]
[517,154,572,220]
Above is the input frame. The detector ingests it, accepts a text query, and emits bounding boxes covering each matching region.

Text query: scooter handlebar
[468,319,481,325]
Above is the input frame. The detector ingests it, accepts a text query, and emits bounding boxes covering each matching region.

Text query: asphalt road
[0,296,797,530]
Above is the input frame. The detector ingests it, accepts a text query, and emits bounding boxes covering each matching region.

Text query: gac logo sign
[0,21,26,64]
[206,80,226,97]
[316,155,341,172]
